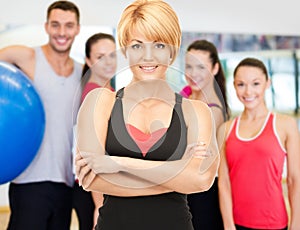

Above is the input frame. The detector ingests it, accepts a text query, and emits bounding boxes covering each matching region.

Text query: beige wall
[1,0,300,35]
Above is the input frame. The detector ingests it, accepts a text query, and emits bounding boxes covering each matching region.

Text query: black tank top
[96,88,193,230]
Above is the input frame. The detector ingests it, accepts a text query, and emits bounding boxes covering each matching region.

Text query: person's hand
[75,154,96,188]
[183,142,212,159]
[79,151,123,174]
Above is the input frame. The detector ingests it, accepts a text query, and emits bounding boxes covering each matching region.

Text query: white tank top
[13,47,82,187]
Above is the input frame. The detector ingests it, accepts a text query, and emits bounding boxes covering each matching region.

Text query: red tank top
[226,112,288,229]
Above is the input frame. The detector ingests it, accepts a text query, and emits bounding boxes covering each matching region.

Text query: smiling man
[0,1,82,229]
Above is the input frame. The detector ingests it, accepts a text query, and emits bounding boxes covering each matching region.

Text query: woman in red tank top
[218,57,300,230]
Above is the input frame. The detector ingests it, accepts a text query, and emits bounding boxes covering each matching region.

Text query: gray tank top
[13,47,82,186]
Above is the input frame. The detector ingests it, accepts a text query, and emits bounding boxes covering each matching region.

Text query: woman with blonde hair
[76,0,219,229]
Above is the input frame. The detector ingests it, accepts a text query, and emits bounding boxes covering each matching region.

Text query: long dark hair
[187,39,230,120]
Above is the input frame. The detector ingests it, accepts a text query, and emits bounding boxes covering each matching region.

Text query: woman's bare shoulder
[275,112,297,123]
[182,97,210,113]
[218,117,236,133]
[82,88,115,104]
[80,88,116,114]
[274,112,298,132]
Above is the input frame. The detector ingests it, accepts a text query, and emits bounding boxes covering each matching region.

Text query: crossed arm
[75,88,220,197]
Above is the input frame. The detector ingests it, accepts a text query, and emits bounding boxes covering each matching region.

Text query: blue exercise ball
[0,61,45,184]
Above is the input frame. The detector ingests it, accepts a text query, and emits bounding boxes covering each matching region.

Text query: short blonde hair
[117,0,181,62]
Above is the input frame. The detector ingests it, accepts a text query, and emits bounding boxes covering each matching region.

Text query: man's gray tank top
[13,47,82,187]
